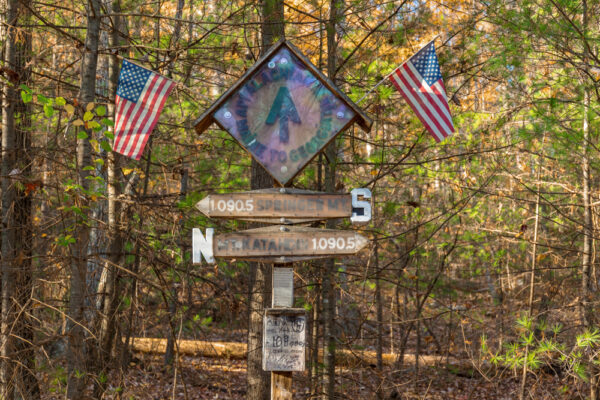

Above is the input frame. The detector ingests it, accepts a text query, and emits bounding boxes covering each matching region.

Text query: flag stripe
[405,63,454,132]
[114,96,139,153]
[113,60,174,160]
[117,74,161,154]
[116,91,142,150]
[397,67,447,140]
[120,75,167,157]
[391,69,443,141]
[129,82,174,159]
[390,70,444,142]
[432,81,455,132]
[129,79,171,160]
[113,96,131,150]
[126,78,174,159]
[387,41,454,141]
[403,64,453,135]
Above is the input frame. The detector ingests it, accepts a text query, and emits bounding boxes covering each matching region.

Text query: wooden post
[271,264,294,400]
[272,371,293,400]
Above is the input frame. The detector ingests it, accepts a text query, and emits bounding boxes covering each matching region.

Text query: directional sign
[192,225,369,264]
[196,187,371,224]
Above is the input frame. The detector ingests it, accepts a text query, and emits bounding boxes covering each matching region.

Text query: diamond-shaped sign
[194,40,372,186]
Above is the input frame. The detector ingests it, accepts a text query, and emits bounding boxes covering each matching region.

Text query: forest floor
[86,352,572,400]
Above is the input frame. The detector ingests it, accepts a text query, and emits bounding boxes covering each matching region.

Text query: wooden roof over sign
[193,40,373,186]
[193,39,373,135]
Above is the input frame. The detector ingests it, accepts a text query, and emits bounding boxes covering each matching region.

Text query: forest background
[1,0,600,399]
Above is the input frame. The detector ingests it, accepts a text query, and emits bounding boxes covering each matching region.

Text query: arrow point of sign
[265,86,301,144]
[354,233,369,251]
[196,196,211,216]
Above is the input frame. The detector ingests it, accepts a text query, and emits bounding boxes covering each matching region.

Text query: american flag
[389,41,455,142]
[113,60,175,160]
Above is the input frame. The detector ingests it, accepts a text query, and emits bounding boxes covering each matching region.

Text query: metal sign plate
[273,267,294,308]
[263,309,306,371]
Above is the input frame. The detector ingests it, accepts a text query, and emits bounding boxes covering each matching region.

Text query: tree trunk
[92,3,124,396]
[246,1,282,399]
[163,0,186,367]
[322,2,341,398]
[165,168,188,365]
[580,0,593,330]
[2,1,39,398]
[12,4,39,398]
[519,136,544,400]
[579,2,598,398]
[375,243,384,399]
[1,1,19,395]
[310,281,321,397]
[67,0,102,397]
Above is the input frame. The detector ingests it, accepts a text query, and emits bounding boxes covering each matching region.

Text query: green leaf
[88,121,101,131]
[83,166,95,171]
[19,84,31,93]
[83,111,94,121]
[573,362,588,382]
[77,131,89,140]
[57,234,76,247]
[101,118,114,127]
[576,329,600,348]
[55,97,66,106]
[37,94,49,105]
[377,85,394,100]
[100,141,112,152]
[95,105,107,116]
[20,91,33,104]
[104,132,115,140]
[44,104,54,118]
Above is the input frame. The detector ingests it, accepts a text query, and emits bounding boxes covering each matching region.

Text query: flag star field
[411,43,442,87]
[116,60,152,102]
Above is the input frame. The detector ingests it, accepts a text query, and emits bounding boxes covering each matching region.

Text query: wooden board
[213,225,368,259]
[193,40,372,136]
[263,309,307,372]
[196,189,352,221]
[271,372,293,399]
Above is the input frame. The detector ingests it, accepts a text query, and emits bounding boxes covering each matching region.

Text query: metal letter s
[351,188,372,224]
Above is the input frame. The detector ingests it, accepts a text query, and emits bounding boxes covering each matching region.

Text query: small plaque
[263,309,306,371]
[273,267,294,307]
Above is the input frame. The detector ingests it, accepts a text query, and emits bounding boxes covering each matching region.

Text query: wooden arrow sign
[195,187,371,224]
[192,225,369,264]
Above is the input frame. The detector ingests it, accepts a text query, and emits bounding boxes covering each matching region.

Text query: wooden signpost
[196,188,351,222]
[192,225,369,264]
[191,39,372,399]
[196,187,372,224]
